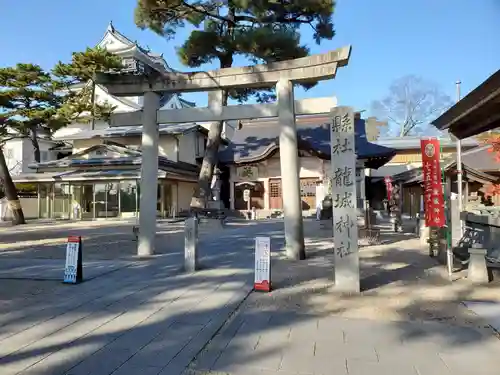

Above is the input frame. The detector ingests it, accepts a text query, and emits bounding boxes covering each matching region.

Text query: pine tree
[134,0,336,208]
[0,64,65,162]
[53,47,124,129]
[0,63,66,225]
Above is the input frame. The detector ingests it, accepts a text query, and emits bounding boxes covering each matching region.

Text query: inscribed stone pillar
[277,78,305,260]
[138,91,160,256]
[331,106,360,293]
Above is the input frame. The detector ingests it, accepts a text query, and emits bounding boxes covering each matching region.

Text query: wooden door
[269,179,282,209]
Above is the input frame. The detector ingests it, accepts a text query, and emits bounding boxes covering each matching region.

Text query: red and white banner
[421,138,445,227]
[384,176,393,201]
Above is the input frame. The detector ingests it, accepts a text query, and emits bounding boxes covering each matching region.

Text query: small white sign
[64,237,81,284]
[243,189,250,202]
[254,237,271,291]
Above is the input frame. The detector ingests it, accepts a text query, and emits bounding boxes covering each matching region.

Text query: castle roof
[97,21,171,74]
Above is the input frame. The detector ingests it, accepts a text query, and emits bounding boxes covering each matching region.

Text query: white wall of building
[177,181,197,212]
[178,132,198,164]
[3,138,57,175]
[52,86,138,140]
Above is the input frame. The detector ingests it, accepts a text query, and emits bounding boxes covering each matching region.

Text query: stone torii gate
[95,46,352,261]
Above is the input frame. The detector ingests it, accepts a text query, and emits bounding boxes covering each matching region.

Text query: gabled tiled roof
[391,145,500,185]
[455,144,499,172]
[219,116,396,169]
[54,122,207,141]
[374,136,479,150]
[29,143,199,177]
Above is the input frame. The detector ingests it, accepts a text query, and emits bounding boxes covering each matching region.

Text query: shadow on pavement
[0,219,499,375]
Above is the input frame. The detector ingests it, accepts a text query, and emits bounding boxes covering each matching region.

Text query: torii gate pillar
[138,92,160,256]
[277,79,305,259]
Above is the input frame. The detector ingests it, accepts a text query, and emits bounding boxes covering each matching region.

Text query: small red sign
[420,138,445,227]
[254,280,271,292]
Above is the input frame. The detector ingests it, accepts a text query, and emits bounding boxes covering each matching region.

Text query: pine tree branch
[148,1,318,28]
[148,1,233,25]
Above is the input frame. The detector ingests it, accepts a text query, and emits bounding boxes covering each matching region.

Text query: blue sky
[1,0,499,114]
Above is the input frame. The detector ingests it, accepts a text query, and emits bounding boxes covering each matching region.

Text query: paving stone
[310,357,348,375]
[125,323,205,368]
[108,363,163,375]
[438,347,500,374]
[212,342,285,373]
[194,316,246,371]
[315,341,378,363]
[347,359,418,375]
[16,342,103,375]
[375,345,443,365]
[279,343,315,374]
[65,347,136,375]
[412,360,455,375]
[0,351,49,375]
[463,301,500,333]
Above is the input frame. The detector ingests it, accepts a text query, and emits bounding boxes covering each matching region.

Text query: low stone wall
[460,212,500,263]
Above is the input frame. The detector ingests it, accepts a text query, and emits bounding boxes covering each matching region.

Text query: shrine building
[218,111,396,218]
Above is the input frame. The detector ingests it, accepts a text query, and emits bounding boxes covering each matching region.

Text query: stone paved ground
[2,218,500,375]
[0,219,285,375]
[188,221,500,375]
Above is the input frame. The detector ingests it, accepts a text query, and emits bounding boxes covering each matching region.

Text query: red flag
[384,176,393,201]
[420,138,445,227]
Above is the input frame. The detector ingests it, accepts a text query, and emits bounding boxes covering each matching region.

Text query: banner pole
[440,140,453,279]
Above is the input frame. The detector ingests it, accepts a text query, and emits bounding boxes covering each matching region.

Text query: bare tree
[371,75,452,137]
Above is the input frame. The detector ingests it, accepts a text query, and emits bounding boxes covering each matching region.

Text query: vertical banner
[63,236,83,284]
[331,106,360,293]
[384,176,393,201]
[254,236,271,292]
[421,138,445,227]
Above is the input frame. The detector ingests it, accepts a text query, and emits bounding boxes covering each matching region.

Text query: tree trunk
[0,147,26,225]
[191,8,234,212]
[29,126,41,163]
[190,91,229,210]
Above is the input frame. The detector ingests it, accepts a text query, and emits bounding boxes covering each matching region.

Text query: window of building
[120,181,137,213]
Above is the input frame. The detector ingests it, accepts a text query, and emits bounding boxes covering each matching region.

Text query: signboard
[421,138,445,227]
[254,236,271,292]
[237,166,258,180]
[384,176,393,201]
[184,217,198,272]
[243,189,250,202]
[330,106,359,293]
[63,236,83,284]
